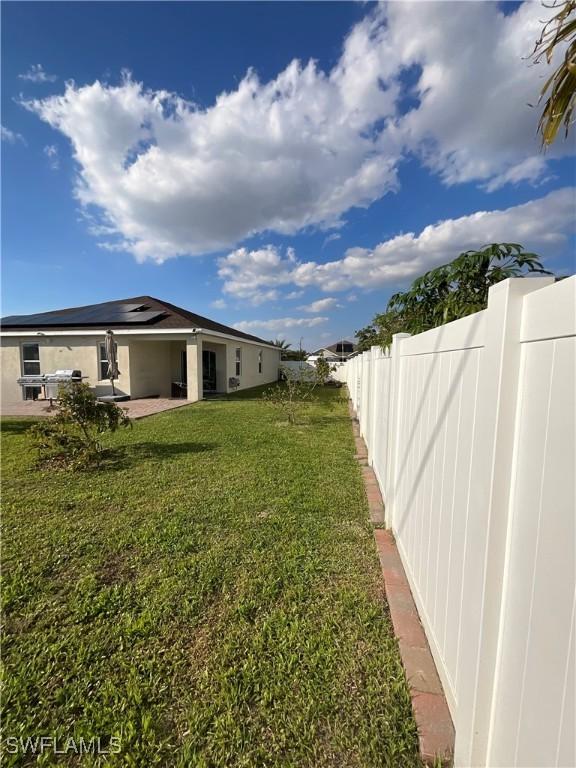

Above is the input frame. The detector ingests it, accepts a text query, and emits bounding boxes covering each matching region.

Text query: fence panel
[392,312,487,717]
[487,279,576,768]
[341,277,575,767]
[370,350,392,496]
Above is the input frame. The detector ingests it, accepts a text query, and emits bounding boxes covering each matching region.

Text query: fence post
[384,333,410,529]
[357,354,363,420]
[349,357,353,408]
[352,355,358,410]
[455,277,555,766]
[367,346,379,465]
[365,351,373,450]
[354,356,358,410]
[360,351,370,440]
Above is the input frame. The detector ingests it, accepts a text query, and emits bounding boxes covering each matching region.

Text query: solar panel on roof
[119,303,149,312]
[2,306,166,326]
[2,313,53,326]
[103,311,166,324]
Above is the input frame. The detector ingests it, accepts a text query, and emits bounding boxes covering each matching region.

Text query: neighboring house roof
[308,349,335,358]
[310,340,357,356]
[1,295,272,346]
[325,340,357,354]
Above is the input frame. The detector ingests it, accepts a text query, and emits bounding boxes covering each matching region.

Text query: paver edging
[349,399,455,767]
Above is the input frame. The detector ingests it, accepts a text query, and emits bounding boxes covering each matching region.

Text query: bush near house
[29,382,131,470]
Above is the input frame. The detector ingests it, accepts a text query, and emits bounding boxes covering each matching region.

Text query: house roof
[326,341,356,353]
[1,295,271,346]
[311,340,357,355]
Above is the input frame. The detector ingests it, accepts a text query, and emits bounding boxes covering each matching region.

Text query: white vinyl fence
[282,360,346,380]
[342,277,575,768]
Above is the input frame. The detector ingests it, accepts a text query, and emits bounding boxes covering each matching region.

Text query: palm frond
[532,1,576,145]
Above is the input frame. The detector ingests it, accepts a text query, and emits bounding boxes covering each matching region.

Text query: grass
[1,386,420,767]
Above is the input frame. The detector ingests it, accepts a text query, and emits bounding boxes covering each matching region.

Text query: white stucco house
[0,296,281,408]
[307,340,357,364]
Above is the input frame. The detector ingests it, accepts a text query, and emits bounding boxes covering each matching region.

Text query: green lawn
[1,387,420,767]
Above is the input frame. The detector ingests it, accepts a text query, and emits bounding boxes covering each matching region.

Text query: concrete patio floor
[1,398,192,420]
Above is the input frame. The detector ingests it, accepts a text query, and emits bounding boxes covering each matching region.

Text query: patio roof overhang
[0,327,280,350]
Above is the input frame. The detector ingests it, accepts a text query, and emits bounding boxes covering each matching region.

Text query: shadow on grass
[1,419,39,435]
[309,414,350,429]
[227,385,345,405]
[225,384,277,401]
[108,441,216,468]
[66,441,218,472]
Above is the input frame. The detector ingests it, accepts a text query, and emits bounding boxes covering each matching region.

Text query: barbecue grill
[16,369,83,400]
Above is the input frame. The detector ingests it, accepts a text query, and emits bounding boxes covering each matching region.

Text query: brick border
[350,402,455,767]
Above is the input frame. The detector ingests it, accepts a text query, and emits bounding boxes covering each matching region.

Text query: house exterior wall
[0,335,131,406]
[128,340,172,398]
[307,348,334,361]
[169,341,186,383]
[308,349,354,363]
[1,332,280,407]
[205,335,280,392]
[0,341,22,404]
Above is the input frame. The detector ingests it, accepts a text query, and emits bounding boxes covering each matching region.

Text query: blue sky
[2,1,574,350]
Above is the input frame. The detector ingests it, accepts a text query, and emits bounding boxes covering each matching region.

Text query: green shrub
[262,366,318,425]
[29,383,131,469]
[314,356,336,386]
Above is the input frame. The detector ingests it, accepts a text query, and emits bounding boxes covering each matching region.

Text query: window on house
[98,341,118,380]
[258,350,262,374]
[235,347,242,376]
[21,343,41,399]
[22,343,40,375]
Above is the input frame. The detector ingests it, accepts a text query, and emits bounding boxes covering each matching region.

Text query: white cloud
[386,1,571,187]
[217,245,297,304]
[210,298,227,309]
[18,64,57,83]
[234,316,328,333]
[24,21,400,262]
[44,144,59,170]
[483,157,551,194]
[22,3,572,262]
[300,297,340,313]
[285,290,304,300]
[1,125,25,144]
[291,188,575,291]
[323,233,342,248]
[218,188,575,294]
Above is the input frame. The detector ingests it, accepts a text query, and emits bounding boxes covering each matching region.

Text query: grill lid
[51,370,82,378]
[17,370,83,385]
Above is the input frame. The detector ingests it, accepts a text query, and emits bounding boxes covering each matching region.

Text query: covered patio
[124,336,229,400]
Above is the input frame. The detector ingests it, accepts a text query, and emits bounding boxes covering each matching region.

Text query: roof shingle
[1,296,272,345]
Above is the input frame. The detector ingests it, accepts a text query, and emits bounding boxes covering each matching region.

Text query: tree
[314,355,335,385]
[262,365,318,425]
[29,382,131,469]
[356,244,551,349]
[269,339,291,350]
[268,338,307,361]
[281,348,308,361]
[531,0,576,146]
[355,310,406,352]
